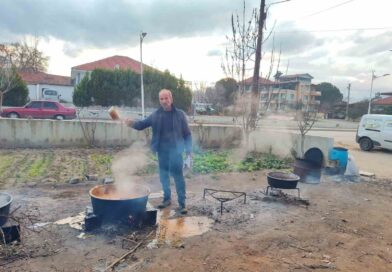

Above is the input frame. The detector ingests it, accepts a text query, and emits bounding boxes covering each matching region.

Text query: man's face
[159,91,173,111]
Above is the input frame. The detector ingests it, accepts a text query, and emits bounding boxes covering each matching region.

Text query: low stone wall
[0,119,333,166]
[0,118,242,149]
[249,130,334,166]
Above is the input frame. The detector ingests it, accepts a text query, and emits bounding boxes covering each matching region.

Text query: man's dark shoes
[157,199,171,209]
[178,206,188,215]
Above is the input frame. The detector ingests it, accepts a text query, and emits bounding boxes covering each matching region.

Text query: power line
[300,0,358,19]
[272,0,365,33]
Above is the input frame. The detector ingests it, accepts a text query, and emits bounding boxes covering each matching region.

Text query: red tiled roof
[241,76,275,85]
[19,71,72,86]
[72,55,152,73]
[373,96,392,105]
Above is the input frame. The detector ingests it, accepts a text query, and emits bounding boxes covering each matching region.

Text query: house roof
[279,73,314,80]
[72,55,152,73]
[373,96,392,105]
[19,71,72,86]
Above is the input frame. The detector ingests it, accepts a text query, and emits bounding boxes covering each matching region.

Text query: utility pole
[249,0,266,129]
[368,70,390,114]
[249,0,290,128]
[345,83,351,120]
[140,32,147,118]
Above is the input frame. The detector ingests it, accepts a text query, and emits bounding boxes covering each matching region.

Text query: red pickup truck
[0,100,77,120]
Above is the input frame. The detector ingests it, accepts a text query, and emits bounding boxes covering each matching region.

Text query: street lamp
[368,70,390,114]
[140,31,147,118]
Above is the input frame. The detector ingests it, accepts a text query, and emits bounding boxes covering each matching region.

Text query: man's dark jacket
[132,105,192,154]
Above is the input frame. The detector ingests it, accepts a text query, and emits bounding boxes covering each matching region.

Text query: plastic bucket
[329,147,348,170]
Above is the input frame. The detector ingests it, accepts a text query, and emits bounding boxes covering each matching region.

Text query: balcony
[311,91,321,96]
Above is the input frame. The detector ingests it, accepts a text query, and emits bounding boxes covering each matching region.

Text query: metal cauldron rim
[267,172,300,182]
[89,184,150,201]
[0,192,13,209]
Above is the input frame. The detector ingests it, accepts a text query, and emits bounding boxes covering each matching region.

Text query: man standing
[125,89,192,214]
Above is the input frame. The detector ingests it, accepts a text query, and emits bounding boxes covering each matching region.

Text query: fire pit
[266,172,301,198]
[87,184,155,230]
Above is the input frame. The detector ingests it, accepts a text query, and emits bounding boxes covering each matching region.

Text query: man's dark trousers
[157,146,186,207]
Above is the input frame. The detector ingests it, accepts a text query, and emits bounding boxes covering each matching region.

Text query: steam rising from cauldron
[111,142,149,193]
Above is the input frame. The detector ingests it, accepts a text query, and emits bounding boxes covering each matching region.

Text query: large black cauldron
[89,184,150,223]
[267,172,300,189]
[0,192,12,226]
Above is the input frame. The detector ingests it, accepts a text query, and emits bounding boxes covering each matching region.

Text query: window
[44,90,57,96]
[43,102,58,110]
[363,118,382,129]
[26,101,42,109]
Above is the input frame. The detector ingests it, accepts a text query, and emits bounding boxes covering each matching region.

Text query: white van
[356,114,392,151]
[42,89,60,101]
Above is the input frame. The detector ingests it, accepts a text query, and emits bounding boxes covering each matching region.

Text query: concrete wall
[0,119,333,165]
[249,130,334,166]
[0,119,242,149]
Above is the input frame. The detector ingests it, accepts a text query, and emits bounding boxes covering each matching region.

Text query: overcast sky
[1,0,391,101]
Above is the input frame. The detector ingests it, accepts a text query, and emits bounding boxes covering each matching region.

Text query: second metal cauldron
[267,172,300,189]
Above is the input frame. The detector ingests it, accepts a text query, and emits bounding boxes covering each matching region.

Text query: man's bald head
[159,89,173,111]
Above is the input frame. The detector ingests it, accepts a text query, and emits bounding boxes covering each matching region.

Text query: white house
[19,71,74,103]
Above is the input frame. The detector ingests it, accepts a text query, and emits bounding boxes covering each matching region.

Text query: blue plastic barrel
[329,147,348,170]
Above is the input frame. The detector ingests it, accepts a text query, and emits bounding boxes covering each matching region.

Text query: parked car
[356,114,392,151]
[0,100,76,120]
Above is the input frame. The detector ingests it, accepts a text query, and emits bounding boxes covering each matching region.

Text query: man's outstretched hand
[123,118,134,127]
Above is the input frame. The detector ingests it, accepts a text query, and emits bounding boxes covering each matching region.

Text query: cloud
[207,49,222,57]
[0,0,261,48]
[63,42,83,58]
[341,31,392,57]
[263,21,326,54]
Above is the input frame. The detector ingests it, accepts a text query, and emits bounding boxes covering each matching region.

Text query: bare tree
[192,82,208,103]
[296,100,319,158]
[0,38,49,73]
[221,0,258,94]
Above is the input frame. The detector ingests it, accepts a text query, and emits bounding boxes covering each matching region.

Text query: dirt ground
[1,149,392,272]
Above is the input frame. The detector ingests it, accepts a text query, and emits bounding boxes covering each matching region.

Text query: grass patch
[136,150,292,175]
[90,154,113,175]
[192,151,231,174]
[236,152,292,172]
[0,155,14,176]
[27,153,54,178]
[90,154,113,166]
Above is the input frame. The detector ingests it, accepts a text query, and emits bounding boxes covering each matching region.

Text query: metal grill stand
[265,186,300,198]
[203,188,246,215]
